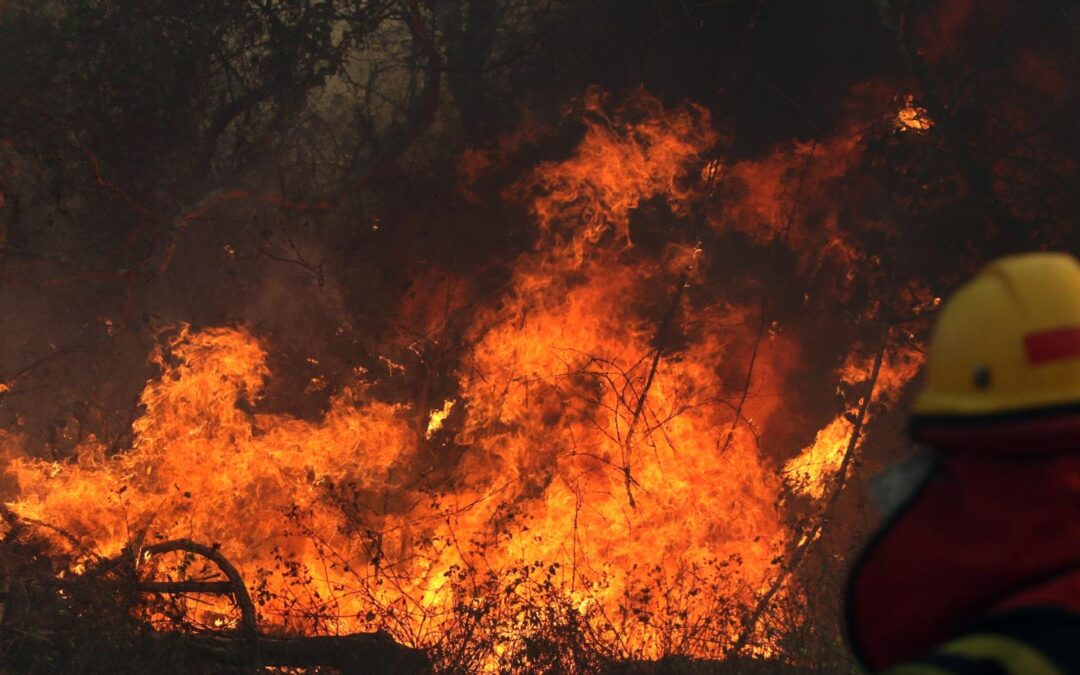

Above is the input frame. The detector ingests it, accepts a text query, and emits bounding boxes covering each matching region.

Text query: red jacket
[846,444,1080,672]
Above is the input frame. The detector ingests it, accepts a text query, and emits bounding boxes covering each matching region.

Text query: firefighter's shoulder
[880,607,1080,675]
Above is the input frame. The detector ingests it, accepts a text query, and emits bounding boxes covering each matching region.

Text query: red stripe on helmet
[1024,327,1080,364]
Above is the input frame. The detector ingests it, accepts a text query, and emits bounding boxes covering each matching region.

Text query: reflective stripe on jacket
[881,608,1080,675]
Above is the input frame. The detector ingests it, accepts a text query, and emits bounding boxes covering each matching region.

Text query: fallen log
[148,630,431,673]
[132,538,431,671]
[1,523,432,672]
[135,580,235,594]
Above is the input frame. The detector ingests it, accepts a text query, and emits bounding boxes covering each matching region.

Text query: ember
[895,96,934,133]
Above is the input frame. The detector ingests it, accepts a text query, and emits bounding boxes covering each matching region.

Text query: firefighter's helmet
[911,252,1080,430]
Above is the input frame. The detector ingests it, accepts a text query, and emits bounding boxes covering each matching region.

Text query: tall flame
[4,89,919,667]
[784,347,924,499]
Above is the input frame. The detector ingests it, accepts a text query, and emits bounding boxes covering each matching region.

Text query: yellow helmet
[911,252,1080,430]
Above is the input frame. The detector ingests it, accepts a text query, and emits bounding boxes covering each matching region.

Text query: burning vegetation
[0,0,1075,672]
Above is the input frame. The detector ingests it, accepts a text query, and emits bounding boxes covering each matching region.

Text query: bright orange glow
[784,348,925,499]
[524,87,718,258]
[3,89,921,667]
[425,399,456,439]
[896,96,934,132]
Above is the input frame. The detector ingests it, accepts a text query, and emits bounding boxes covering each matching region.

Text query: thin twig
[719,143,816,455]
[621,271,691,509]
[728,328,890,655]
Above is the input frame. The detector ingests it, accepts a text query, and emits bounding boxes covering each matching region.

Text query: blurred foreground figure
[847,253,1080,674]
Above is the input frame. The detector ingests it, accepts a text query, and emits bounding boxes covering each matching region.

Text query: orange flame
[5,89,921,666]
[524,87,718,259]
[784,347,925,499]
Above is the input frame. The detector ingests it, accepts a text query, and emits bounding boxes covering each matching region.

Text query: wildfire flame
[426,399,456,439]
[784,348,924,499]
[4,89,920,667]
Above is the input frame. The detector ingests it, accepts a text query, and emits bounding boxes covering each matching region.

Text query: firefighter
[846,252,1080,674]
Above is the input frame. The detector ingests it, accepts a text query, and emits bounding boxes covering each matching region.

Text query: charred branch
[140,539,257,635]
[146,630,431,673]
[619,243,702,509]
[135,580,236,595]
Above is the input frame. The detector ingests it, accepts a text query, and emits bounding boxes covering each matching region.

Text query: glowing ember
[896,95,933,132]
